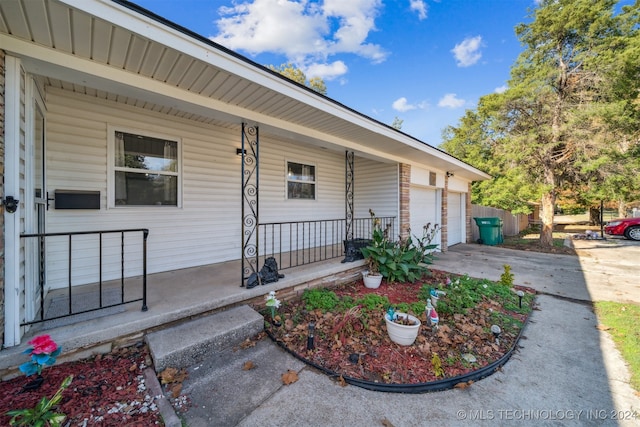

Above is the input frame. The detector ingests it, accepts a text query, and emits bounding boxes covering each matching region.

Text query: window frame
[107,125,182,208]
[285,160,317,201]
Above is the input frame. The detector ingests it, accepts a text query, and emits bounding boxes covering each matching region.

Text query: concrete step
[146,305,264,372]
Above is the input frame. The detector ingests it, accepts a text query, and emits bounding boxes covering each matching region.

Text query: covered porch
[0,256,366,375]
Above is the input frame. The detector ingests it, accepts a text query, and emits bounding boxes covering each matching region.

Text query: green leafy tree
[443,0,640,246]
[391,116,403,130]
[268,63,327,95]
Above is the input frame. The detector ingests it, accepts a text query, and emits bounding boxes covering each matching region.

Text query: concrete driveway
[432,238,639,304]
[181,242,640,427]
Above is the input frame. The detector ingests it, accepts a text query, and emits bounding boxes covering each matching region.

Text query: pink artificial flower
[28,334,58,355]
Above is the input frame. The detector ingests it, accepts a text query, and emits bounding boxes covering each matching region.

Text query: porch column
[441,173,449,252]
[345,151,354,240]
[0,50,5,346]
[466,182,473,243]
[399,163,411,240]
[3,54,22,346]
[240,123,259,286]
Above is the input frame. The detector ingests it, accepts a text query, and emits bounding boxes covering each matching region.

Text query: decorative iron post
[241,123,259,286]
[345,150,355,240]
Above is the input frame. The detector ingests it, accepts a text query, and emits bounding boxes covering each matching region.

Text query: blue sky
[131,0,539,146]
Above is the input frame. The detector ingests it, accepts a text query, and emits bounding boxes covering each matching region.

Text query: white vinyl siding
[354,158,399,238]
[259,139,346,255]
[44,88,393,287]
[45,88,243,287]
[260,140,345,222]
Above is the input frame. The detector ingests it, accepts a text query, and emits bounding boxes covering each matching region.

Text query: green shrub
[356,294,389,312]
[499,264,514,287]
[7,375,73,427]
[302,288,339,312]
[361,210,440,283]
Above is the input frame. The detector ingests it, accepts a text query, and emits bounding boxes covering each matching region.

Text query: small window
[287,161,316,200]
[429,172,436,186]
[113,131,179,206]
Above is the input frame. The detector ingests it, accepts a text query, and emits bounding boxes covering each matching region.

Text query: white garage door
[447,192,464,246]
[410,186,440,249]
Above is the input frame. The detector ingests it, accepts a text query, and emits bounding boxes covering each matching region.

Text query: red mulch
[265,269,533,385]
[0,344,162,426]
[0,270,533,425]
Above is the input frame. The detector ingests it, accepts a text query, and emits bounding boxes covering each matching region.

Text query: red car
[604,217,640,241]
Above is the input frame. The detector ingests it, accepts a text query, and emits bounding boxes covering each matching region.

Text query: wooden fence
[470,205,529,242]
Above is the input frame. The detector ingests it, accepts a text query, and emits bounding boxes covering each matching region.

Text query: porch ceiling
[0,0,490,181]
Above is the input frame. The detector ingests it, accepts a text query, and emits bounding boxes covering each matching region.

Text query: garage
[447,192,465,246]
[410,186,441,249]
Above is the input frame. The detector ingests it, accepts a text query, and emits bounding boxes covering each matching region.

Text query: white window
[287,161,316,200]
[111,130,180,206]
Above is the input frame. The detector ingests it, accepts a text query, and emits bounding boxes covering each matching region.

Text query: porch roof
[0,0,490,181]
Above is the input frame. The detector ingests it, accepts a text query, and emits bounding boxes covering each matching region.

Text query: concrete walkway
[175,241,640,426]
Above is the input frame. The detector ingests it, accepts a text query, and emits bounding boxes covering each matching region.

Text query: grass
[594,301,640,392]
[502,231,568,247]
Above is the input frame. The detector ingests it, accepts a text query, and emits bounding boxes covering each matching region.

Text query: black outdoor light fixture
[307,321,316,350]
[2,196,19,213]
[236,148,246,156]
[446,171,454,178]
[516,290,524,308]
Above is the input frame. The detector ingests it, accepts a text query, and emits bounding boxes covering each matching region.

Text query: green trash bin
[473,217,504,245]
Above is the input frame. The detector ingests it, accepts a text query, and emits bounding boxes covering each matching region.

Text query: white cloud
[438,93,465,108]
[392,97,428,112]
[495,85,508,93]
[451,36,483,67]
[212,0,387,78]
[392,97,416,112]
[410,0,428,20]
[305,61,348,81]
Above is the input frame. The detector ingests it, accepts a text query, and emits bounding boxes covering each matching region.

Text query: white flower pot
[363,273,383,289]
[384,312,421,346]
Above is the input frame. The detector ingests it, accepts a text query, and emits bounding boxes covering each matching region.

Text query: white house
[0,0,489,347]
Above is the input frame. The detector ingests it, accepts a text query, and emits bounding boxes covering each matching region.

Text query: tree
[268,63,327,95]
[443,0,640,246]
[391,116,404,130]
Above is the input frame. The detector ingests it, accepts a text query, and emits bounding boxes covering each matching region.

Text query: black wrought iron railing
[19,228,149,326]
[259,216,395,270]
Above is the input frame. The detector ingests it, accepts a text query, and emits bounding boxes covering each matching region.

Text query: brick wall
[398,163,411,240]
[466,182,472,243]
[441,174,448,252]
[244,265,364,310]
[0,49,6,345]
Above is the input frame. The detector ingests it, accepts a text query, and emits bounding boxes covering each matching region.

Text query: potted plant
[360,211,387,289]
[384,309,421,346]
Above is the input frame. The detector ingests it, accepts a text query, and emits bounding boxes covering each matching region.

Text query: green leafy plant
[499,264,514,287]
[359,210,390,276]
[431,353,444,377]
[7,375,73,427]
[356,294,389,311]
[302,288,339,312]
[360,210,440,283]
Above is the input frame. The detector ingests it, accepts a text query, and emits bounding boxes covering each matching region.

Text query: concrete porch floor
[0,257,366,377]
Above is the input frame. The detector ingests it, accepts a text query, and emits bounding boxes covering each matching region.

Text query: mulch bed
[264,269,534,386]
[0,269,534,425]
[0,344,162,426]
